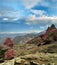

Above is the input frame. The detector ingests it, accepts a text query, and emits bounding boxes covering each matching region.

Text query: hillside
[27,24,57,45]
[27,24,57,53]
[13,33,40,44]
[0,24,57,65]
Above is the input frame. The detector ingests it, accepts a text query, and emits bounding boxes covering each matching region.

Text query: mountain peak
[51,24,56,29]
[47,24,56,31]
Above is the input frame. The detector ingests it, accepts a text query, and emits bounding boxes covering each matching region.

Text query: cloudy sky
[0,0,57,34]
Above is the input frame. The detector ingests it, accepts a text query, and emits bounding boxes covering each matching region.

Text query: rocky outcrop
[27,24,57,46]
[0,59,15,65]
[0,53,57,65]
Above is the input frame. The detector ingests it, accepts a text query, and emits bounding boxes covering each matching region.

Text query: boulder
[30,61,39,65]
[0,59,15,65]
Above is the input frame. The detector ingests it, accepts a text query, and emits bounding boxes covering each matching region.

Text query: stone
[0,59,15,65]
[24,61,30,65]
[30,61,39,65]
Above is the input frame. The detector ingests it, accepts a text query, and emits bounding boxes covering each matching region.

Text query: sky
[0,0,57,34]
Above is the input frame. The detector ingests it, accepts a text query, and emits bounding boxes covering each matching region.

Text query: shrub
[54,35,57,41]
[41,33,47,40]
[4,38,14,47]
[4,49,16,60]
[0,46,8,62]
[27,40,33,44]
[0,38,16,61]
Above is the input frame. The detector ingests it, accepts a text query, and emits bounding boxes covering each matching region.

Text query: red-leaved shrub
[4,49,16,60]
[41,33,47,40]
[4,38,14,47]
[28,40,32,44]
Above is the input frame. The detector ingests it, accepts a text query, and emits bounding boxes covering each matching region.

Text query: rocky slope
[13,24,57,57]
[0,53,57,65]
[27,24,57,46]
[0,24,57,65]
[26,24,57,53]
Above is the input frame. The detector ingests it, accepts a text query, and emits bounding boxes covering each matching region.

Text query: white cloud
[2,17,20,21]
[30,9,47,16]
[0,30,43,34]
[0,10,21,21]
[22,0,41,9]
[22,0,50,9]
[22,0,57,10]
[40,26,45,29]
[25,14,57,25]
[0,32,25,34]
[46,24,50,28]
[3,18,9,21]
[26,29,44,33]
[40,24,50,30]
[25,30,43,33]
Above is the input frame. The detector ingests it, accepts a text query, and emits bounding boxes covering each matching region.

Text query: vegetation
[0,38,16,62]
[0,24,57,65]
[27,24,57,47]
[4,38,14,47]
[4,49,16,60]
[0,46,7,62]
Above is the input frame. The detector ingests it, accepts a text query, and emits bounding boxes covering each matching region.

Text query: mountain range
[0,32,44,45]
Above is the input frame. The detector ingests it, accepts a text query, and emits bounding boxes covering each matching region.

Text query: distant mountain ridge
[0,33,26,45]
[13,31,45,44]
[0,31,45,45]
[13,33,38,44]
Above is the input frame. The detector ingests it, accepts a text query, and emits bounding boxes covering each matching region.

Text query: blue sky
[0,0,57,34]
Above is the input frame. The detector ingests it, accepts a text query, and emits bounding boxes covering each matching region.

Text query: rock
[30,61,39,65]
[24,61,30,65]
[15,58,26,65]
[14,62,21,65]
[51,63,55,65]
[5,59,15,65]
[21,54,38,60]
[15,58,25,63]
[0,59,15,65]
[0,63,4,65]
[42,64,45,65]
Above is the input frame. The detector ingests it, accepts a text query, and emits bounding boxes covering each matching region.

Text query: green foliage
[0,47,7,62]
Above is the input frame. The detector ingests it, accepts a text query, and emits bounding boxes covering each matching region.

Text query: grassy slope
[38,41,57,53]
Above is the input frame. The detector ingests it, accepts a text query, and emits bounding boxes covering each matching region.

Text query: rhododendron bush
[0,38,16,61]
[4,38,14,47]
[4,49,16,60]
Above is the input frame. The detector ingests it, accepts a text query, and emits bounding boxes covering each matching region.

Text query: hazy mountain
[0,33,26,45]
[13,31,45,44]
[13,33,38,44]
[0,33,38,44]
